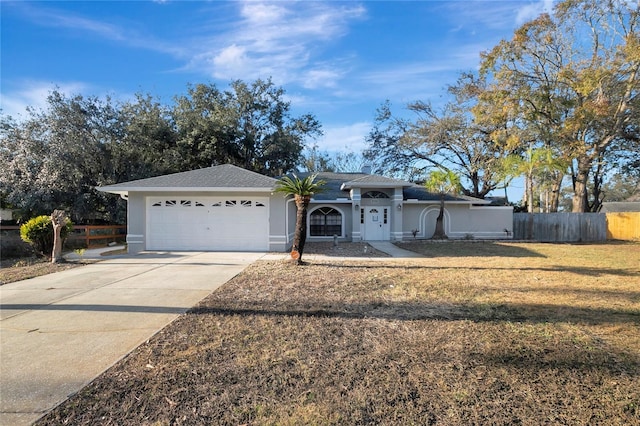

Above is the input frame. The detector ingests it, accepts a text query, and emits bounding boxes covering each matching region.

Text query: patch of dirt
[303,241,390,257]
[0,256,95,285]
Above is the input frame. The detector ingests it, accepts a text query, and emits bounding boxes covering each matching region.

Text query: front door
[363,207,390,241]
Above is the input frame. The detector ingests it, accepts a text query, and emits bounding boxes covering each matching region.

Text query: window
[362,191,389,199]
[310,207,342,236]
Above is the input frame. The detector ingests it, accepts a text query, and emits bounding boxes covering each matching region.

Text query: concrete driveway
[0,251,264,426]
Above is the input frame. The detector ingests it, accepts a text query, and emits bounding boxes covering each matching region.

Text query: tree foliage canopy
[478,0,639,211]
[0,79,321,222]
[364,0,639,212]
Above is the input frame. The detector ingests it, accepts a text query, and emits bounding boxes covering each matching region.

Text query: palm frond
[274,173,326,197]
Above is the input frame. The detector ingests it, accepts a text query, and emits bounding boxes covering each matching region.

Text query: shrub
[0,231,34,258]
[20,215,73,256]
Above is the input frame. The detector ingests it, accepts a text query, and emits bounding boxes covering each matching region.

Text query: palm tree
[274,173,325,264]
[425,169,461,239]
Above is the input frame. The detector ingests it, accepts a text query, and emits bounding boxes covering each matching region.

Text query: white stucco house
[98,164,513,254]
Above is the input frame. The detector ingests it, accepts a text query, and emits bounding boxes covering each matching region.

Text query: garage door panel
[147,197,269,251]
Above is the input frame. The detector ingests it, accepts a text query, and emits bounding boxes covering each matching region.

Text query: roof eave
[341,182,410,190]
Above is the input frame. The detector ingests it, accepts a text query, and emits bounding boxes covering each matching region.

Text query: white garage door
[146,197,269,251]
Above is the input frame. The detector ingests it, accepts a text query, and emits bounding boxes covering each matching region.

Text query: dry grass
[37,242,640,425]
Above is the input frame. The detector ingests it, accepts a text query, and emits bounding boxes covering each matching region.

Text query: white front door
[363,207,390,241]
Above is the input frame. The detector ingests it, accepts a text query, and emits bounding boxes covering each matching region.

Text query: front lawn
[38,242,640,425]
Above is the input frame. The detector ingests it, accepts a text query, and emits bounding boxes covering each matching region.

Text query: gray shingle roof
[297,172,486,203]
[600,202,640,212]
[98,164,277,193]
[403,185,488,203]
[342,174,413,188]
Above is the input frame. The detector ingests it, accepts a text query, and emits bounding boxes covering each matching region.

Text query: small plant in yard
[74,248,86,260]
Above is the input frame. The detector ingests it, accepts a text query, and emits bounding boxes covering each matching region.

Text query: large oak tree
[479,0,640,212]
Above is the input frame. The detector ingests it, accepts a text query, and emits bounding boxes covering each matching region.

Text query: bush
[0,231,34,259]
[20,215,73,256]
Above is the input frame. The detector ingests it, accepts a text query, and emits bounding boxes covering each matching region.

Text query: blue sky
[1,0,553,160]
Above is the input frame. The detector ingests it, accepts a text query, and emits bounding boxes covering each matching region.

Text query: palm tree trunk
[432,195,447,239]
[291,195,310,263]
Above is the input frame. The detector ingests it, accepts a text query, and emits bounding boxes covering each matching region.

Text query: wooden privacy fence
[513,213,607,242]
[606,212,640,240]
[68,225,126,247]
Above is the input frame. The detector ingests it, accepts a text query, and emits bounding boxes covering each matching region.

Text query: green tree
[363,101,414,178]
[479,0,640,212]
[274,173,325,264]
[499,147,568,212]
[601,173,640,202]
[114,94,180,181]
[0,91,124,222]
[302,145,370,173]
[172,79,322,176]
[364,74,514,198]
[424,169,461,239]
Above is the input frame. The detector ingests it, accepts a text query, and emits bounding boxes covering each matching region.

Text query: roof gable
[98,164,278,194]
[341,174,413,189]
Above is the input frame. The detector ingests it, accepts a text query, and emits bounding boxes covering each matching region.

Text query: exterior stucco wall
[268,194,289,252]
[124,191,288,254]
[402,203,513,240]
[125,193,146,254]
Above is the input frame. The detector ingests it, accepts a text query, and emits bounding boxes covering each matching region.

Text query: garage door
[147,197,269,251]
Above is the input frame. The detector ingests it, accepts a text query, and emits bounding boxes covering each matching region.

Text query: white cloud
[192,1,366,88]
[213,44,249,73]
[0,81,89,119]
[515,0,555,25]
[10,2,184,57]
[241,2,288,24]
[12,2,126,42]
[302,68,343,90]
[443,1,556,32]
[316,122,371,152]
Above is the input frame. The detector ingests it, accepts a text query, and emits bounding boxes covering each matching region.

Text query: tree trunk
[548,172,563,212]
[51,210,67,264]
[291,195,310,264]
[526,173,535,213]
[432,196,448,239]
[572,157,591,213]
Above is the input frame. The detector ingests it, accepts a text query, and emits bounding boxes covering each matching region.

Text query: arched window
[310,207,342,236]
[361,190,389,199]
